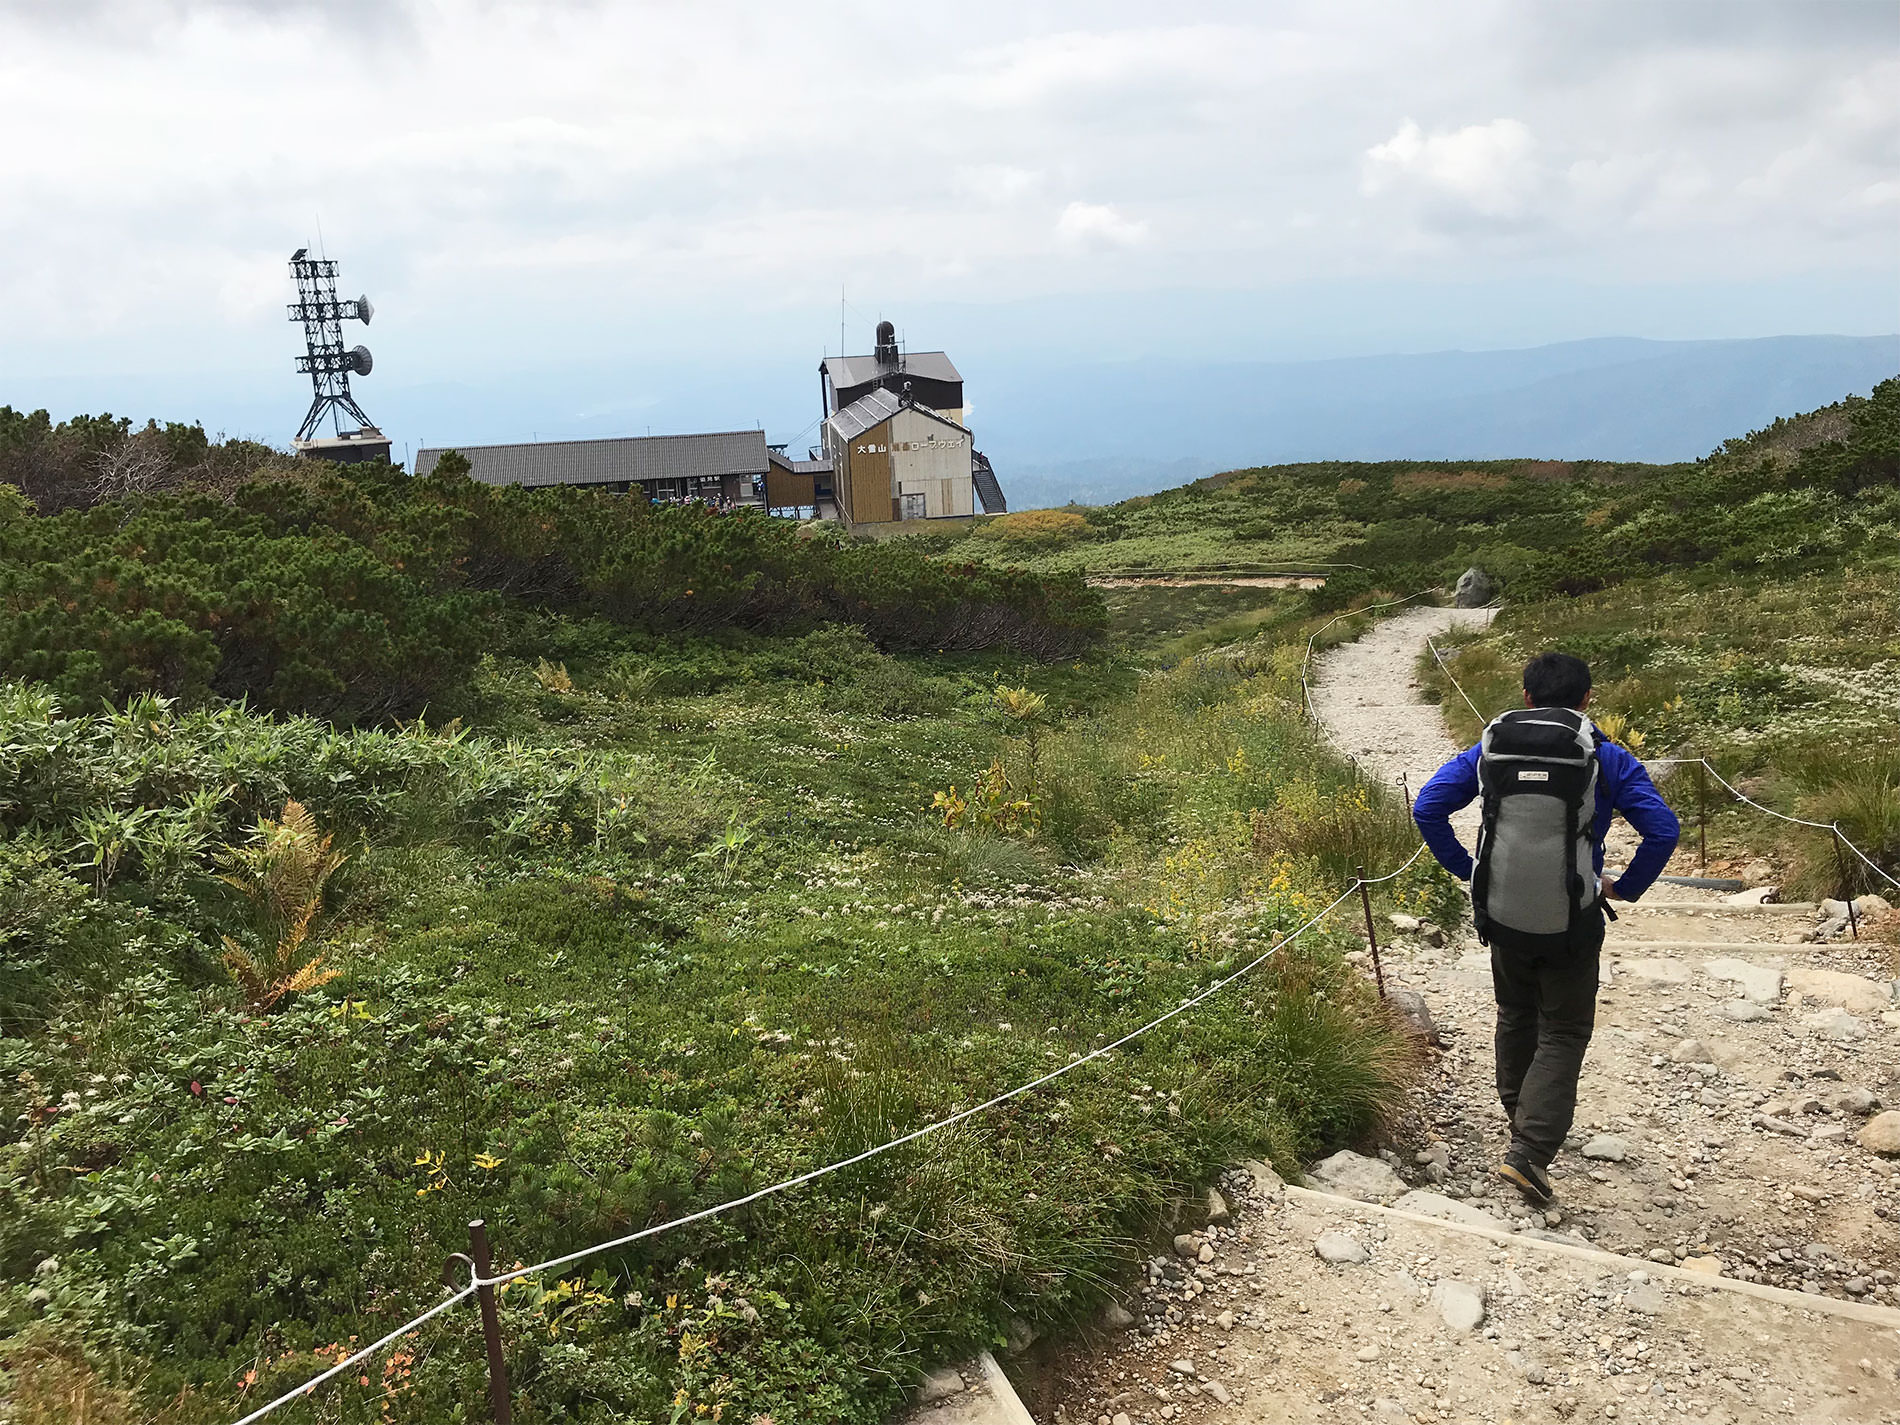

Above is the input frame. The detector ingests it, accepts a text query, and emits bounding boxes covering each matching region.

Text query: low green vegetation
[947,377,1900,610]
[955,379,1900,896]
[0,447,1436,1421]
[6,373,1894,1422]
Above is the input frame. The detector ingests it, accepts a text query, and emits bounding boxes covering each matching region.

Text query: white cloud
[956,165,1044,203]
[0,0,1891,397]
[1363,118,1541,223]
[1055,201,1149,249]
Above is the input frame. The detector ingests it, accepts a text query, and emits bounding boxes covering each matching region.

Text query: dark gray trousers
[1489,914,1604,1168]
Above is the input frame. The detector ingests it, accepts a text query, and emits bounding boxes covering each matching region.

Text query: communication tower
[286,248,390,462]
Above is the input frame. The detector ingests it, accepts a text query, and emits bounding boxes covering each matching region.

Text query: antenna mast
[286,248,378,444]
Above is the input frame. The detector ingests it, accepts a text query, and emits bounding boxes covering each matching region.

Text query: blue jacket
[1413,737,1681,902]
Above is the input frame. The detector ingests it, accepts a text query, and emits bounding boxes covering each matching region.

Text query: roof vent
[874,319,898,368]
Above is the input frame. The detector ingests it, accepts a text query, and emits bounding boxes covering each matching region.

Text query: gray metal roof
[826,387,903,442]
[828,388,976,445]
[414,430,768,487]
[821,350,962,390]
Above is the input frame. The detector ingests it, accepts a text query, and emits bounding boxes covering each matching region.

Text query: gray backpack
[1471,707,1602,950]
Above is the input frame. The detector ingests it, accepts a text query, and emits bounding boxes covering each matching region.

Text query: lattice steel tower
[286,247,377,442]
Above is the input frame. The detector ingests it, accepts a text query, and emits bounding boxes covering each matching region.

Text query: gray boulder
[1386,988,1441,1044]
[1238,1157,1285,1200]
[1834,1087,1881,1116]
[1703,957,1783,1004]
[1804,1007,1867,1042]
[1314,1230,1370,1265]
[916,1366,964,1403]
[1392,1189,1504,1231]
[1859,1111,1900,1155]
[1431,1279,1487,1332]
[1306,1149,1408,1203]
[1206,1186,1231,1225]
[1453,567,1497,608]
[1581,1134,1630,1162]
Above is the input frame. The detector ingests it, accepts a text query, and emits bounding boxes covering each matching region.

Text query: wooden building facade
[824,388,977,525]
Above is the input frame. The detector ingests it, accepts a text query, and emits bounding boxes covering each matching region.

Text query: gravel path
[1031,605,1900,1425]
[1306,603,1495,802]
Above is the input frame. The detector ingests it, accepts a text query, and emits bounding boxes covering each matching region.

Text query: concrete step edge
[977,1352,1037,1425]
[894,1350,1034,1425]
[1283,1186,1900,1329]
[1626,901,1818,915]
[1604,940,1843,954]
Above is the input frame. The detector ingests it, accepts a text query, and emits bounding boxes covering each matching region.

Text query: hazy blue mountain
[985,334,1899,507]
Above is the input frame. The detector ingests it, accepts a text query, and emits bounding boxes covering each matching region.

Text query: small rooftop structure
[295,426,391,466]
[820,350,963,398]
[820,320,964,420]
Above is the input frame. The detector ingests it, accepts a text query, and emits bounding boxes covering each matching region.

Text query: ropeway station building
[413,319,1005,531]
[413,429,771,507]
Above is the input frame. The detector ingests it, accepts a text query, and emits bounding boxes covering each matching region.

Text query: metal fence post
[1695,760,1708,871]
[1356,866,1386,998]
[1832,830,1859,941]
[468,1220,513,1425]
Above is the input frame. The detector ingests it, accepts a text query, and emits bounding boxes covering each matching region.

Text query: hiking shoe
[1498,1149,1554,1206]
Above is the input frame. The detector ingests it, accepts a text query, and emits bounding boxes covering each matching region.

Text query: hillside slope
[992,333,1900,506]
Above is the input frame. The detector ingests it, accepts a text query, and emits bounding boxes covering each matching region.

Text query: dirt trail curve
[1037,604,1900,1425]
[1306,603,1497,837]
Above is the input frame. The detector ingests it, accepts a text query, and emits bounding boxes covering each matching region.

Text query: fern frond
[216,800,350,1012]
[281,956,339,998]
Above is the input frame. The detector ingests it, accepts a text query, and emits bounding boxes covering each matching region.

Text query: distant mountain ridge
[989,334,1900,508]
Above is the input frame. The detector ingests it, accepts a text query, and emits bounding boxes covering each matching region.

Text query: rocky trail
[1016,605,1900,1425]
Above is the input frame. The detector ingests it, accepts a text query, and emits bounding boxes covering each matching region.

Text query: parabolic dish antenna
[356,294,374,325]
[348,345,374,376]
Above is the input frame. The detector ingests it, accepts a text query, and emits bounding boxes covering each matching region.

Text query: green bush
[0,489,489,720]
[0,463,1105,722]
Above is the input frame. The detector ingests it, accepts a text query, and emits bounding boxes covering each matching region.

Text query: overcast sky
[1,0,1894,444]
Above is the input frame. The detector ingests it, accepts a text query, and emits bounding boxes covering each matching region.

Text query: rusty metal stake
[1832,831,1859,941]
[469,1220,513,1425]
[1695,760,1708,871]
[1356,865,1386,998]
[1400,773,1411,816]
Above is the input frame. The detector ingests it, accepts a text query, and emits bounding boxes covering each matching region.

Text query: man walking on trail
[1413,652,1680,1206]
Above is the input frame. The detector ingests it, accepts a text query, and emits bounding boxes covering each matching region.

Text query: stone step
[1604,939,1832,953]
[1284,1186,1900,1329]
[1626,900,1818,916]
[893,1351,1034,1425]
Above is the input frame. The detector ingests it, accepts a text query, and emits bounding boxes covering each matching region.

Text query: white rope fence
[229,1293,473,1425]
[1425,634,1486,722]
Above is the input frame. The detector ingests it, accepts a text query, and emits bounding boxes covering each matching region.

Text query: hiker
[1413,651,1679,1205]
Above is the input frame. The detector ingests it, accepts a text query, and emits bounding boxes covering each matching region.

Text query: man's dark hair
[1522,651,1592,709]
